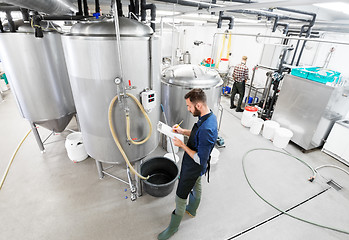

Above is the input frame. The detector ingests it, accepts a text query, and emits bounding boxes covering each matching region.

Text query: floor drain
[327,179,342,191]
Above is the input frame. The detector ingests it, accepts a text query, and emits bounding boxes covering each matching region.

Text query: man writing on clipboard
[158,88,218,240]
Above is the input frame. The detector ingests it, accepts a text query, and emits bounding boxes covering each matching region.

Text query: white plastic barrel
[250,118,264,135]
[241,106,258,127]
[273,128,293,148]
[262,120,280,140]
[65,132,88,162]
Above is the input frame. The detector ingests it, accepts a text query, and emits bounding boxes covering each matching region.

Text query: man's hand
[172,125,184,134]
[172,125,191,136]
[172,136,185,148]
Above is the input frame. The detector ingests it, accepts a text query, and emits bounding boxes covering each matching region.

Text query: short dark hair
[184,88,207,104]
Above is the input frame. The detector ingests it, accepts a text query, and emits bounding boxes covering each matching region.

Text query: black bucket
[140,157,179,197]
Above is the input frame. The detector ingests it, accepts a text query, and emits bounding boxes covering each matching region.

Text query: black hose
[242,148,349,235]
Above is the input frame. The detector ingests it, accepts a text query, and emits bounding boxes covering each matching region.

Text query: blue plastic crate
[291,67,341,84]
[307,69,341,84]
[291,68,310,78]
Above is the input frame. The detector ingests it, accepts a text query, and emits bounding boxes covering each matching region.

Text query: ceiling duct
[0,0,78,15]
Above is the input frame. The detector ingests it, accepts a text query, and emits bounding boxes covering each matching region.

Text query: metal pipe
[212,32,349,46]
[290,25,305,65]
[20,8,29,21]
[83,0,89,16]
[77,0,83,15]
[103,170,129,185]
[116,0,123,17]
[228,9,311,22]
[135,0,140,17]
[29,122,45,152]
[0,6,21,11]
[5,11,16,32]
[217,11,234,29]
[95,0,100,14]
[41,15,86,21]
[95,160,104,179]
[3,0,78,15]
[246,66,257,106]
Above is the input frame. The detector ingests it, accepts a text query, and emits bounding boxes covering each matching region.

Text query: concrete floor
[1,90,349,240]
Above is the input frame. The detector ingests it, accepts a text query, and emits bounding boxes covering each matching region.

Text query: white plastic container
[65,132,88,162]
[164,153,180,163]
[210,148,220,165]
[241,106,258,127]
[167,137,179,153]
[273,128,293,148]
[250,118,264,135]
[262,120,280,140]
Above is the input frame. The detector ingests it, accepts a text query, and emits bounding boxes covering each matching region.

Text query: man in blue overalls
[158,88,218,240]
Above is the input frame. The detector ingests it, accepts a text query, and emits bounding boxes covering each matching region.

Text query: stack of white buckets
[241,106,293,148]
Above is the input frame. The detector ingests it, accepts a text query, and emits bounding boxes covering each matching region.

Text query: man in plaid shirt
[230,56,249,112]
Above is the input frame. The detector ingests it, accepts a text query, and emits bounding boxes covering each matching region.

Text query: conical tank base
[35,112,75,133]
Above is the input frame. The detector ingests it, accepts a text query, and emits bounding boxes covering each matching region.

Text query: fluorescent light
[314,2,349,15]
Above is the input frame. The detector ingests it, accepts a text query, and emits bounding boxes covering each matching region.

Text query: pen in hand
[175,120,183,128]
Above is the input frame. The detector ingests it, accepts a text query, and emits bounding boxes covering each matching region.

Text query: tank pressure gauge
[141,90,156,113]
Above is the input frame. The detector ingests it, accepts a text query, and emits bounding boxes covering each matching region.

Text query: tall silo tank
[0,23,76,132]
[161,65,223,129]
[62,17,161,164]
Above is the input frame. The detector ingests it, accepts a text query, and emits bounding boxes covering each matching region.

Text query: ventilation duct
[0,0,78,15]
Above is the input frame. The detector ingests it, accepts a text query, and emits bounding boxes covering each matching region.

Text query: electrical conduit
[108,93,151,180]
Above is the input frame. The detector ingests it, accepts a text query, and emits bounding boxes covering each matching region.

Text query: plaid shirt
[232,63,249,82]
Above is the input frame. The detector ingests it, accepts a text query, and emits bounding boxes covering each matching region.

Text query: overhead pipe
[77,0,83,15]
[272,16,289,35]
[128,0,136,18]
[2,0,77,15]
[135,0,140,18]
[0,6,21,11]
[141,0,156,31]
[225,9,312,23]
[217,11,234,30]
[5,11,16,32]
[270,7,316,66]
[82,0,89,16]
[40,15,86,21]
[95,0,100,14]
[20,8,29,21]
[116,0,123,17]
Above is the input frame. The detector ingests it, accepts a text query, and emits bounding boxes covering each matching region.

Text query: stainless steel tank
[0,23,76,132]
[161,64,223,129]
[62,17,161,164]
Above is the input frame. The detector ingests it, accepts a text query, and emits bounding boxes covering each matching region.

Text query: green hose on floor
[242,148,349,235]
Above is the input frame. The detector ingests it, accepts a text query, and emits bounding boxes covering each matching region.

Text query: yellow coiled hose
[108,93,152,180]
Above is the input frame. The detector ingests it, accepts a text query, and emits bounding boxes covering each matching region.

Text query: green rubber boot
[158,210,183,240]
[185,192,201,217]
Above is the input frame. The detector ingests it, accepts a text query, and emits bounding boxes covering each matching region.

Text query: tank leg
[29,122,45,153]
[95,160,104,179]
[135,161,143,197]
